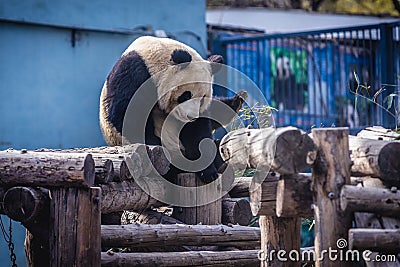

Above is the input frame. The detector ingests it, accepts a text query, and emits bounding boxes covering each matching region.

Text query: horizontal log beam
[101,250,260,267]
[340,185,400,218]
[349,229,400,253]
[100,179,164,214]
[101,224,260,248]
[0,150,95,187]
[220,127,317,174]
[349,135,400,187]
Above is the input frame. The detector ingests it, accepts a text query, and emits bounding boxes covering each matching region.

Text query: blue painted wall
[0,1,206,264]
[0,0,207,150]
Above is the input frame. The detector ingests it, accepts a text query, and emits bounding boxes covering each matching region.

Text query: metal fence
[213,21,400,132]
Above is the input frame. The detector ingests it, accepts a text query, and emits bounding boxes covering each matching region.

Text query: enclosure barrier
[0,126,399,266]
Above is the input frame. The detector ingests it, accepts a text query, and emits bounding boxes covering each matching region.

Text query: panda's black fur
[100,36,246,183]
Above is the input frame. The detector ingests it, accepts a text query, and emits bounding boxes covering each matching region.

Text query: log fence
[0,126,399,266]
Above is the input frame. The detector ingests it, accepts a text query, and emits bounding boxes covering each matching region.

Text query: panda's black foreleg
[210,90,247,130]
[179,118,219,184]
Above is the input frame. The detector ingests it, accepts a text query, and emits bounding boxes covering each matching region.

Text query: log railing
[1,126,399,266]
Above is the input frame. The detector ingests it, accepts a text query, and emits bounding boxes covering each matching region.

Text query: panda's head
[126,36,223,122]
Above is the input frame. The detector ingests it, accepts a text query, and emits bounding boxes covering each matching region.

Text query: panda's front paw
[199,165,219,184]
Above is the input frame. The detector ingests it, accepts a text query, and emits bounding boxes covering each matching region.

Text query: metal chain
[0,216,17,267]
[8,218,17,267]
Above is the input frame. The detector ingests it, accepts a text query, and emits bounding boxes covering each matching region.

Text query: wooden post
[172,173,221,225]
[276,174,313,218]
[49,187,101,266]
[259,216,301,267]
[312,128,352,267]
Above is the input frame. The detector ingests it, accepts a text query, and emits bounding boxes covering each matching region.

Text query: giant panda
[100,36,247,183]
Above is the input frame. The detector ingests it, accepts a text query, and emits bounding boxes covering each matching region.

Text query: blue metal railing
[212,21,400,131]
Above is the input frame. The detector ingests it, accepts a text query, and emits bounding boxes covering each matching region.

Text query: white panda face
[169,82,212,122]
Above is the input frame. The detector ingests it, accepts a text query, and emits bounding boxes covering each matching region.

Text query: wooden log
[101,224,260,248]
[259,216,301,267]
[349,135,400,187]
[219,127,317,174]
[349,229,400,253]
[101,250,260,267]
[357,126,400,141]
[0,149,95,187]
[352,177,400,266]
[38,144,171,176]
[222,197,252,226]
[249,173,279,216]
[49,187,101,266]
[276,174,313,218]
[229,177,252,197]
[172,173,222,225]
[3,187,49,223]
[312,128,352,267]
[100,179,164,214]
[340,185,400,218]
[127,210,182,224]
[230,175,375,199]
[17,187,51,267]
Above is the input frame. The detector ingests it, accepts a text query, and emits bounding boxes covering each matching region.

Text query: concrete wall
[0,1,206,264]
[0,0,207,150]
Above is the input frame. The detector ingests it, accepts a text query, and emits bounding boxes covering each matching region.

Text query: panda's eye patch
[177,91,192,104]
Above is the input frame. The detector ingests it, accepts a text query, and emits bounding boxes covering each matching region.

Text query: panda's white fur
[100,36,216,146]
[123,36,213,117]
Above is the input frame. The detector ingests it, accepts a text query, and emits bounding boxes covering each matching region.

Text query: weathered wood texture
[249,173,279,216]
[172,173,222,225]
[349,229,400,253]
[341,185,400,218]
[100,179,164,214]
[101,250,260,267]
[0,150,95,187]
[357,126,400,141]
[229,177,252,197]
[259,216,301,267]
[222,197,252,226]
[3,186,49,223]
[352,177,400,267]
[36,144,170,178]
[220,127,317,174]
[349,135,400,187]
[276,173,313,217]
[125,210,182,224]
[49,187,101,266]
[101,224,260,248]
[312,128,352,267]
[16,187,51,267]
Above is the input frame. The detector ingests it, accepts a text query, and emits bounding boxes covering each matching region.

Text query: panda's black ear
[207,54,224,74]
[171,49,192,65]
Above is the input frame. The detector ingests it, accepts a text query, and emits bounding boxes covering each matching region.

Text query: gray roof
[206,8,400,33]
